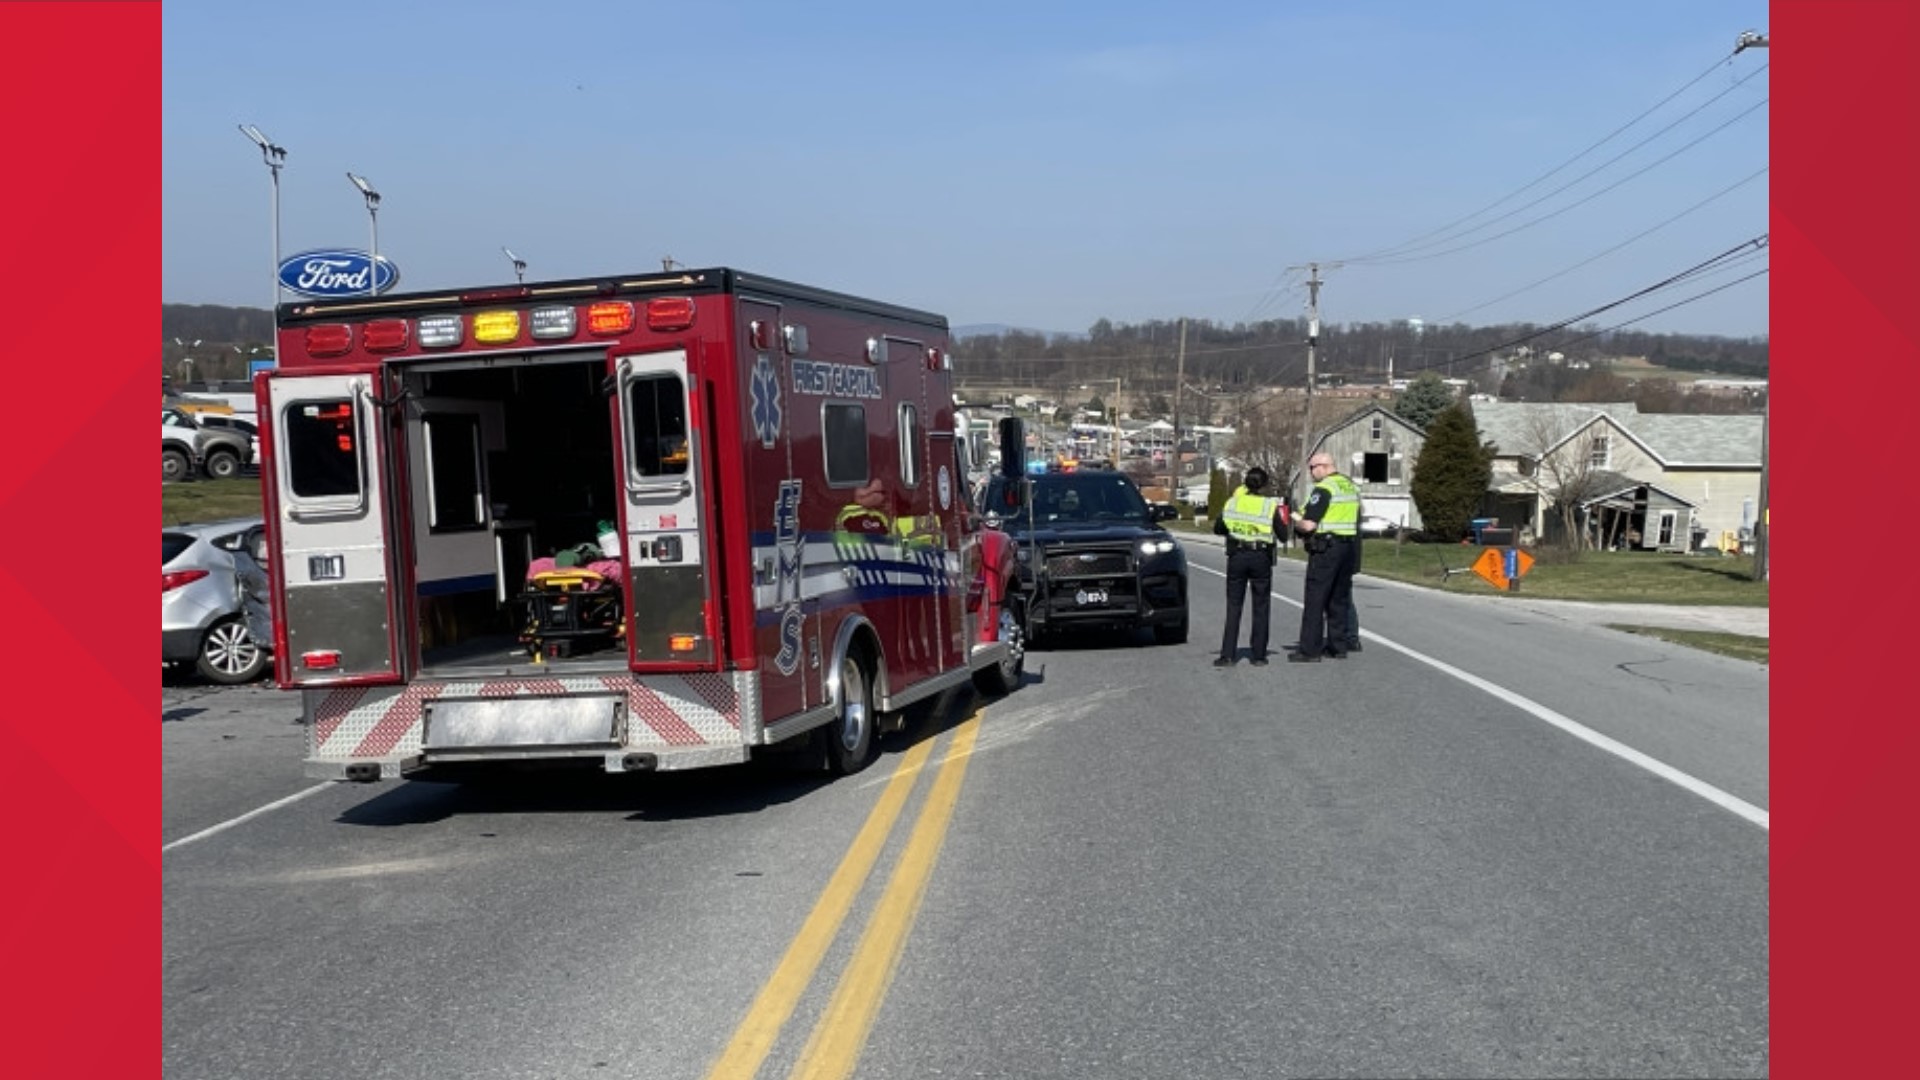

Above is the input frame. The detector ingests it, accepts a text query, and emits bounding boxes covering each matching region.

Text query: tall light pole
[173,337,201,387]
[347,172,381,296]
[503,247,527,283]
[238,125,286,323]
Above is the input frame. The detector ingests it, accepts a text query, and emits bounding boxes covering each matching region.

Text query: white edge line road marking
[1191,565,1769,831]
[162,782,337,853]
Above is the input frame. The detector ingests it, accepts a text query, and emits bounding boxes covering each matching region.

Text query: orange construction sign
[1472,547,1536,591]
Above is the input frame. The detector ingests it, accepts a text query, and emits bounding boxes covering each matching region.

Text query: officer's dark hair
[1243,466,1269,492]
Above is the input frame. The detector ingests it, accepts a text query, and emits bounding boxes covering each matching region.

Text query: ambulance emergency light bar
[300,298,699,356]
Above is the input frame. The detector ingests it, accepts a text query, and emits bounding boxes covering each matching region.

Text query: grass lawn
[162,478,266,527]
[1165,520,1767,607]
[1608,625,1769,665]
[1347,539,1768,606]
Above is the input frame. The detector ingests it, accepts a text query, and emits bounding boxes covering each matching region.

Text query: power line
[1354,96,1768,266]
[1549,268,1770,350]
[1436,165,1769,323]
[1332,47,1764,266]
[1345,63,1768,265]
[1388,235,1768,376]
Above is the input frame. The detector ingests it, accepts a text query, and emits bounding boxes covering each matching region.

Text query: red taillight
[587,302,634,335]
[306,324,353,357]
[163,569,210,592]
[362,319,410,352]
[646,297,696,331]
[301,650,342,671]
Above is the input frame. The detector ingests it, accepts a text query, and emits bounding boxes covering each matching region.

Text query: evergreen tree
[1393,371,1456,429]
[1410,403,1492,541]
[1207,466,1230,520]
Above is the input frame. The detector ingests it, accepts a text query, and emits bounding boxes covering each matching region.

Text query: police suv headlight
[1138,538,1178,556]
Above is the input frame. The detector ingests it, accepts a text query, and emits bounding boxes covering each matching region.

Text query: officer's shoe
[1345,641,1364,653]
[1249,655,1270,666]
[1285,651,1320,663]
[1325,648,1348,660]
[1212,656,1236,668]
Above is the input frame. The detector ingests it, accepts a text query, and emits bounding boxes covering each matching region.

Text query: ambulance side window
[899,404,921,487]
[823,403,868,486]
[284,398,362,501]
[626,374,689,478]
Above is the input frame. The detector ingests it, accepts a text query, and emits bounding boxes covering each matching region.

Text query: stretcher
[517,560,626,661]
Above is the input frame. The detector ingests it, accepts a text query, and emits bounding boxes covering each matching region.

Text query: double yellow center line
[704,709,984,1080]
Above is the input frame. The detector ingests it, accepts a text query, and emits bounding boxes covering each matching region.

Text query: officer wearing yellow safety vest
[1211,466,1289,667]
[1289,452,1360,662]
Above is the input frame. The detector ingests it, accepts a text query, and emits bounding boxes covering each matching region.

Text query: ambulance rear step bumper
[306,743,752,782]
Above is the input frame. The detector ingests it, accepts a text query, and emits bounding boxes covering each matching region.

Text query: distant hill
[163,304,274,345]
[953,323,1087,341]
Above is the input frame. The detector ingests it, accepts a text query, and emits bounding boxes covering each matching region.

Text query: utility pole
[1735,27,1768,581]
[1297,263,1322,501]
[1172,317,1187,488]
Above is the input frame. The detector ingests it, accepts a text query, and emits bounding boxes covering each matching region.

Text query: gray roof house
[1471,401,1763,551]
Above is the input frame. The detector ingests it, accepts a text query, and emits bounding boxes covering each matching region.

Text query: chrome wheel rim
[839,658,869,753]
[997,608,1024,677]
[205,622,261,677]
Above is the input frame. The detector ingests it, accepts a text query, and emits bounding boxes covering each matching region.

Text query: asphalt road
[164,542,1767,1080]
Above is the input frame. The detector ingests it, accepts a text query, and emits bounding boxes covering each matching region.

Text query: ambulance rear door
[262,372,403,684]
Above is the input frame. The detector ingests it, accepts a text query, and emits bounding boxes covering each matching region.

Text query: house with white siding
[1472,401,1762,551]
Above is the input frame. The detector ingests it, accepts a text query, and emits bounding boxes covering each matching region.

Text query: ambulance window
[285,398,362,500]
[626,374,689,478]
[899,404,922,486]
[422,413,484,531]
[823,403,868,486]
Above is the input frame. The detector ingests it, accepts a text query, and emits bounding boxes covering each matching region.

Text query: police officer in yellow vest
[1211,466,1289,667]
[1289,452,1361,662]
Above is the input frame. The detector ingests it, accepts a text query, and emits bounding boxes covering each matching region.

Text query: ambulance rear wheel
[822,654,877,775]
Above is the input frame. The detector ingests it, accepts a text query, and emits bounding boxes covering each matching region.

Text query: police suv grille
[1045,551,1133,578]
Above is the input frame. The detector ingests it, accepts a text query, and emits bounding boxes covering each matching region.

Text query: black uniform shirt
[1297,485,1333,529]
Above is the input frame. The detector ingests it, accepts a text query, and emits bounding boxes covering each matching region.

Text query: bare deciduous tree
[1514,411,1617,555]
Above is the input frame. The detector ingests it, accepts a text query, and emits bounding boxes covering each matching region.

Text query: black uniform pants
[1219,546,1274,660]
[1297,538,1356,656]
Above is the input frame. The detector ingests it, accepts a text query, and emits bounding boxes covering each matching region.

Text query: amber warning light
[587,302,634,335]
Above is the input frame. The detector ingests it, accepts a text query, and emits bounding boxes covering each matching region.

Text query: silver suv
[163,518,271,684]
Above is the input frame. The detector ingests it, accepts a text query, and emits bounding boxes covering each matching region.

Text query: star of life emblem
[750,353,782,448]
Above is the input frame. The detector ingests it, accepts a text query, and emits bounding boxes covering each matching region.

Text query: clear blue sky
[164,1,1770,338]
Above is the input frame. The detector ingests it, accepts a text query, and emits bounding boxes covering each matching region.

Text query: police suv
[977,467,1189,646]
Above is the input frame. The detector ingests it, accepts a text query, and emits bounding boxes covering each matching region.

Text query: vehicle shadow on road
[327,675,1049,827]
[1025,626,1164,654]
[330,758,842,826]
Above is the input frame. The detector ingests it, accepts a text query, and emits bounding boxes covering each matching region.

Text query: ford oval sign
[277,249,400,298]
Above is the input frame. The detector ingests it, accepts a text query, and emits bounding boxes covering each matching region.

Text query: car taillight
[163,569,210,592]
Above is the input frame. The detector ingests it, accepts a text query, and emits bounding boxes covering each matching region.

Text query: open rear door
[263,372,402,684]
[614,349,717,666]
